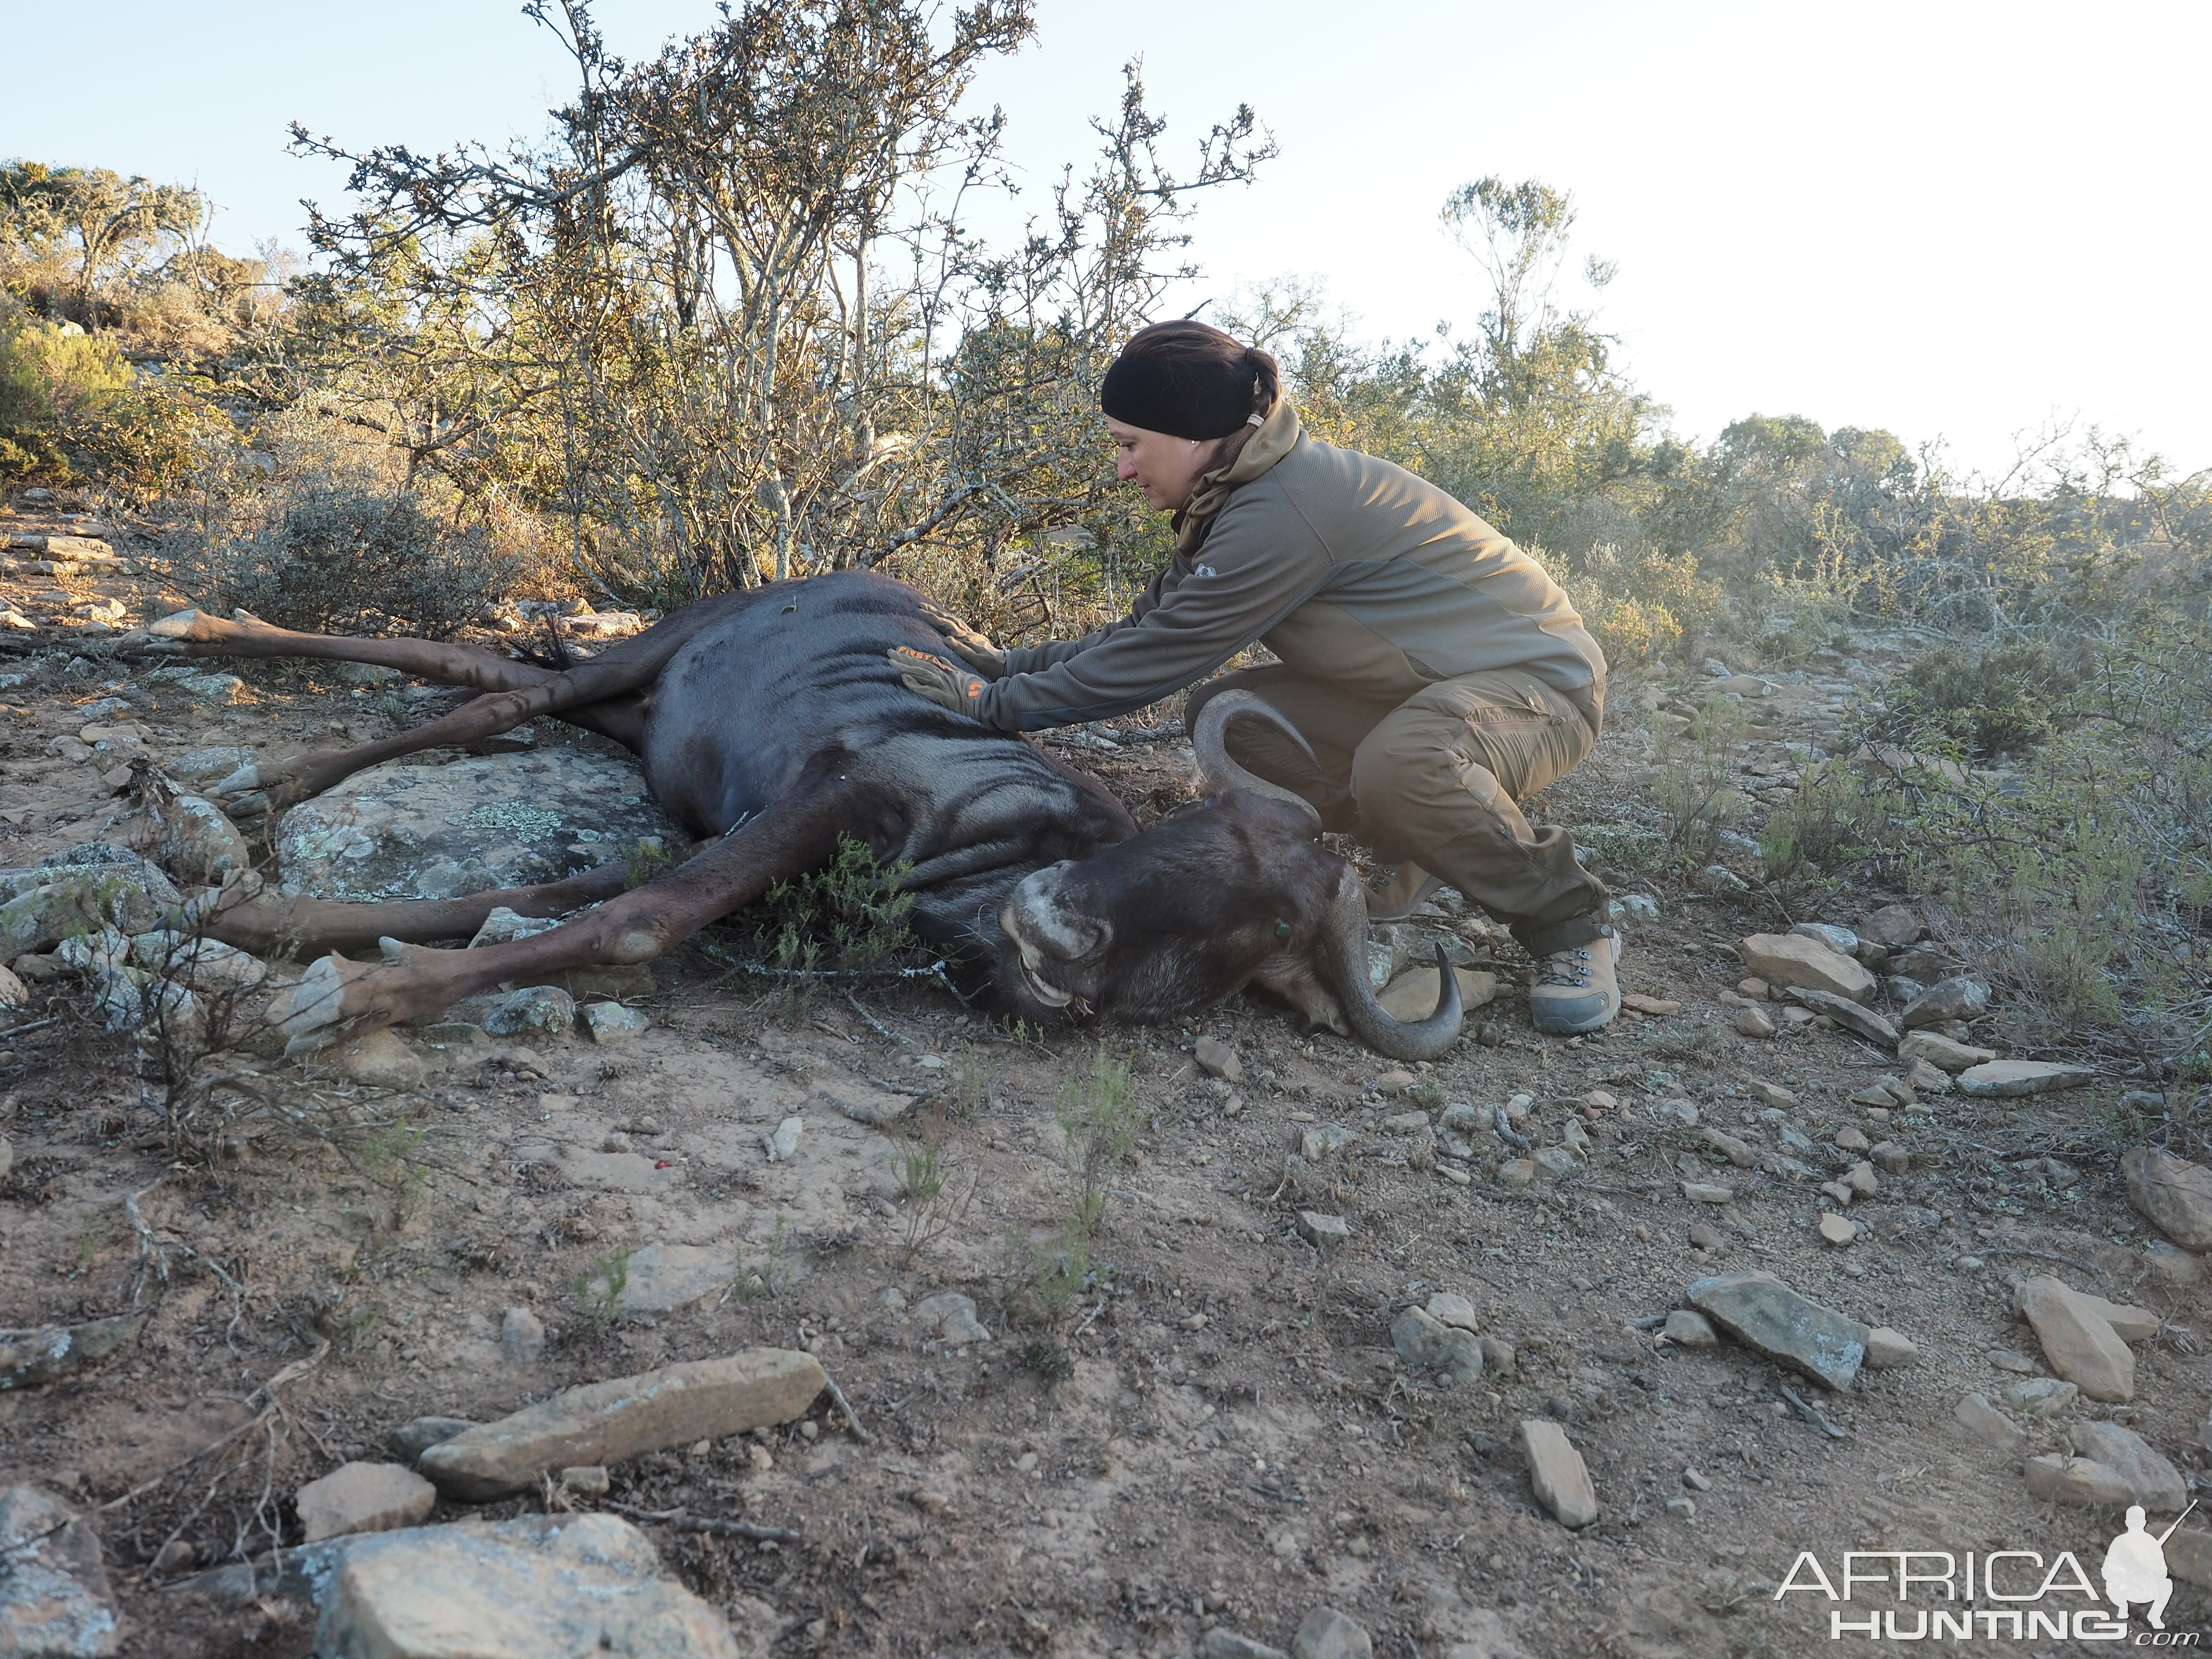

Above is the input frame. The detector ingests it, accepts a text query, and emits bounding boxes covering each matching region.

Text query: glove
[890,646,987,719]
[914,599,1007,677]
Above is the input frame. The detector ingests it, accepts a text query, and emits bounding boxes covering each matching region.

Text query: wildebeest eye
[1275,919,1292,939]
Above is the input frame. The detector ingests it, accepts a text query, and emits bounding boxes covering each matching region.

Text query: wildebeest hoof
[280,952,399,1053]
[148,608,218,641]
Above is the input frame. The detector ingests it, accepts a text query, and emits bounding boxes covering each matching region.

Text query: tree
[0,163,204,331]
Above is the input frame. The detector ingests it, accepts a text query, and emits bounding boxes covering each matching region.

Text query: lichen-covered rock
[274,750,681,903]
[2124,1147,2212,1251]
[0,1485,118,1657]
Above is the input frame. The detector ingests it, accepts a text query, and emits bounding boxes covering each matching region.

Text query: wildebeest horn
[1190,691,1321,826]
[1315,866,1464,1060]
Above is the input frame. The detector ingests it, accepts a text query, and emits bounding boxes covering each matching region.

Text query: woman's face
[1106,417,1217,512]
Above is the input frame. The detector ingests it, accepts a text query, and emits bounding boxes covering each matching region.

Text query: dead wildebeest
[152,570,1459,1057]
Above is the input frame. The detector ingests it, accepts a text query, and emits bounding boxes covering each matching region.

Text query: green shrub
[205,480,521,639]
[1882,640,2064,758]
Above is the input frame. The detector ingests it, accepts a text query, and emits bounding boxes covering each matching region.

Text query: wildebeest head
[992,693,1463,1058]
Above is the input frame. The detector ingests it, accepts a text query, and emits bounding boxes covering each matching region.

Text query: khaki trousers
[1186,665,1610,952]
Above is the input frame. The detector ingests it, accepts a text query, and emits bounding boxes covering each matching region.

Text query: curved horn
[1189,690,1321,825]
[1314,866,1464,1060]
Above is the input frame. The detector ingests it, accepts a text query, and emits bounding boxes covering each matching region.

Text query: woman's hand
[915,600,1006,677]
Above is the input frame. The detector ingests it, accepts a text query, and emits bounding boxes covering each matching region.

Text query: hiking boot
[1364,863,1445,922]
[1529,926,1622,1035]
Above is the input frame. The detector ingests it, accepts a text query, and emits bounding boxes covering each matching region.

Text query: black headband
[1099,353,1259,440]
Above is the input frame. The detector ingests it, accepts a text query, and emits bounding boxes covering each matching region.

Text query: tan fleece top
[977,407,1606,733]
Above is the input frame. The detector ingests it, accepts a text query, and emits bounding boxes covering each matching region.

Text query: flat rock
[581,1002,652,1044]
[295,1462,437,1542]
[1700,1126,1755,1166]
[1957,1059,2094,1097]
[1391,1307,1482,1383]
[1863,1327,1917,1368]
[2079,1295,2159,1345]
[1663,1310,1718,1348]
[1424,1292,1480,1333]
[334,1030,428,1090]
[274,749,680,903]
[1747,1081,1799,1109]
[913,1293,990,1347]
[454,985,576,1040]
[1203,1632,1290,1659]
[1291,1607,1373,1659]
[1737,934,1876,1003]
[1858,904,1923,950]
[1817,1213,1859,1246]
[2020,1276,2133,1401]
[2122,1147,2212,1250]
[593,1244,736,1316]
[501,1307,545,1367]
[0,1315,137,1393]
[1954,1394,2024,1452]
[1897,1031,1997,1072]
[390,1418,476,1462]
[1378,965,1498,1021]
[1193,1036,1242,1082]
[1790,922,1859,957]
[2003,1376,2079,1417]
[1733,1004,1777,1039]
[1621,992,1680,1015]
[2068,1420,2187,1510]
[1899,975,1989,1028]
[1782,986,1899,1045]
[2023,1453,2135,1508]
[138,793,251,886]
[0,1485,117,1657]
[314,1512,745,1659]
[1685,1272,1867,1391]
[1681,1181,1734,1204]
[1298,1211,1350,1246]
[417,1349,826,1500]
[1518,1419,1598,1527]
[0,861,178,959]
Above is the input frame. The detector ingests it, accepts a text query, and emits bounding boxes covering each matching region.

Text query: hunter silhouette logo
[2105,1502,2194,1630]
[1776,1503,2204,1642]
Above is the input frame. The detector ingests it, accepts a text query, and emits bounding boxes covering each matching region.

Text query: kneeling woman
[893,320,1620,1034]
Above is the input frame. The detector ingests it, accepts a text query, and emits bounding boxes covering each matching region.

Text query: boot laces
[1537,946,1595,988]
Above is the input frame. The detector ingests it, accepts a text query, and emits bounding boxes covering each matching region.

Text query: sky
[5,0,2206,478]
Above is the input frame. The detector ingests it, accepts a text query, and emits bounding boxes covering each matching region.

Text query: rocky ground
[2,485,2210,1659]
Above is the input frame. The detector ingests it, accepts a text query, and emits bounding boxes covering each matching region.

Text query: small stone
[554,1466,612,1501]
[1291,1607,1373,1659]
[1738,977,1771,999]
[1534,1147,1581,1179]
[1953,1393,2025,1452]
[1479,1335,1517,1376]
[1840,1161,1878,1197]
[2122,1147,2212,1250]
[500,1306,545,1367]
[1985,1348,2037,1374]
[390,1418,476,1462]
[1957,1059,2095,1098]
[1663,1310,1719,1348]
[594,1244,739,1316]
[2002,1376,2080,1417]
[1700,1126,1755,1166]
[1899,975,1990,1029]
[2068,1420,2187,1510]
[1901,1058,1949,1094]
[1653,1098,1699,1127]
[294,1461,437,1542]
[766,1116,804,1161]
[2145,1240,2204,1288]
[0,964,24,1009]
[1686,1222,1723,1250]
[150,1539,195,1575]
[1425,1292,1480,1333]
[1519,1419,1599,1527]
[459,984,577,1040]
[1833,1126,1869,1153]
[1203,1633,1291,1659]
[1747,1081,1799,1109]
[1734,1004,1777,1039]
[1868,1141,1910,1175]
[1375,1069,1417,1095]
[1863,1327,1917,1368]
[418,1349,826,1500]
[1297,1211,1351,1246]
[314,1513,740,1659]
[2020,1275,2133,1401]
[582,1002,651,1044]
[1896,1031,1996,1072]
[1665,1496,1696,1518]
[1497,1159,1535,1190]
[335,1029,428,1090]
[1686,1272,1868,1391]
[914,1292,991,1347]
[0,1315,138,1393]
[1382,1109,1430,1134]
[0,1484,116,1658]
[1622,993,1681,1016]
[1858,905,1923,950]
[1681,1181,1735,1204]
[1817,1214,1858,1247]
[1194,1036,1243,1083]
[1737,933,1877,1002]
[1782,986,1899,1045]
[1819,1180,1855,1207]
[1299,1123,1354,1161]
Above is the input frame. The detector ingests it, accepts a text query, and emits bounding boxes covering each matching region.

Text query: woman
[890,320,1619,1034]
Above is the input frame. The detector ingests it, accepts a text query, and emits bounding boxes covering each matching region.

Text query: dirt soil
[2,493,2207,1659]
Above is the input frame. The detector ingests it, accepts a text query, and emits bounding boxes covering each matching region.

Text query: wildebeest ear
[1189,692,1320,827]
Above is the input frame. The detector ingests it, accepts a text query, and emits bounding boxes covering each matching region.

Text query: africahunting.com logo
[1778,1504,2201,1643]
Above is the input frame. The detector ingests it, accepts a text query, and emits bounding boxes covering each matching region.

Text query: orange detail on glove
[889,646,986,717]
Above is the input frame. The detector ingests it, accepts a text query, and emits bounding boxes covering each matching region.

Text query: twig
[1247,1483,1307,1503]
[1973,1246,2108,1287]
[1626,1313,1671,1331]
[1779,1386,1850,1440]
[822,1372,874,1444]
[602,1501,803,1543]
[1071,1298,1108,1338]
[842,990,914,1049]
[0,1016,60,1039]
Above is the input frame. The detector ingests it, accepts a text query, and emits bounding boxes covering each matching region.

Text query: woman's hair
[1099,319,1281,440]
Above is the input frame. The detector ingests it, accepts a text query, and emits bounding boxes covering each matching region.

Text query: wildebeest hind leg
[276,772,890,1051]
[147,606,700,816]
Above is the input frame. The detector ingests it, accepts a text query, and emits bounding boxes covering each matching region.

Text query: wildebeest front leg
[276,775,888,1052]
